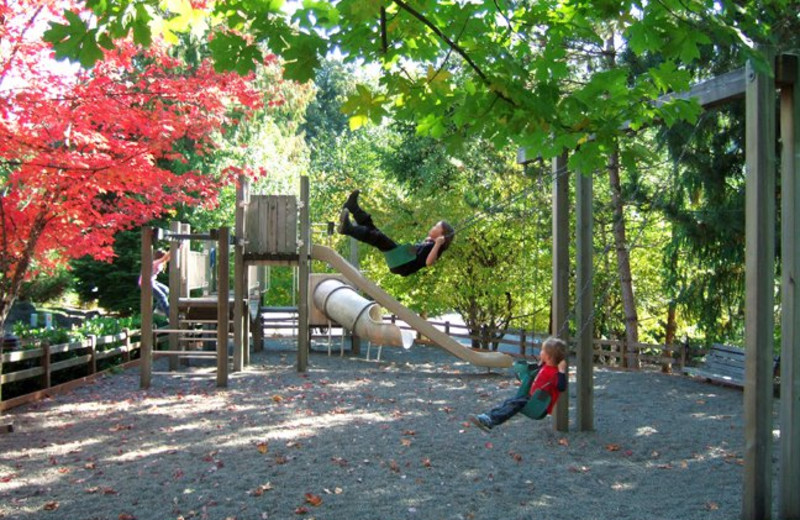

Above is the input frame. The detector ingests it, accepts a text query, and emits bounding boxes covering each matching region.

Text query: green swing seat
[512,360,552,420]
[383,243,417,269]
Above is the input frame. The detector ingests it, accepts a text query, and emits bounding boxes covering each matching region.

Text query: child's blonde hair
[542,336,567,364]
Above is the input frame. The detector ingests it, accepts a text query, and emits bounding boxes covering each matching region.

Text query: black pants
[347,207,398,252]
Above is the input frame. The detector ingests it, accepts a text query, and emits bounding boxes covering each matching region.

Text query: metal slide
[312,278,415,349]
[310,245,514,369]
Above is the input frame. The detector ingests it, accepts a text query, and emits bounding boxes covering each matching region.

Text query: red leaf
[305,493,323,506]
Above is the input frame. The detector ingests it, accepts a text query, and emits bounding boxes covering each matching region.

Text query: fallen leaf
[43,501,59,511]
[250,482,273,496]
[509,451,523,463]
[272,395,284,403]
[294,506,309,514]
[118,514,136,520]
[389,460,400,473]
[257,442,269,454]
[401,439,412,447]
[705,501,719,511]
[305,493,323,506]
[330,457,347,467]
[558,438,569,447]
[403,430,416,436]
[421,458,432,468]
[485,442,494,449]
[334,487,343,494]
[605,444,621,452]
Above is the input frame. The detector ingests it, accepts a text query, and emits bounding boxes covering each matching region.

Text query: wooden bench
[683,343,779,389]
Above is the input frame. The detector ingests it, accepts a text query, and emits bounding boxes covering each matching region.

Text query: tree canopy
[44,0,785,173]
[0,0,273,328]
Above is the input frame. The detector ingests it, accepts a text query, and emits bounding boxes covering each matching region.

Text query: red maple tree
[0,0,271,329]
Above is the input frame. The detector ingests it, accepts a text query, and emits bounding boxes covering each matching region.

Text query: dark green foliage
[70,229,152,316]
[19,268,73,304]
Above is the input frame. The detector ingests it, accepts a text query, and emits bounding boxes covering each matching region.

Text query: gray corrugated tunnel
[312,278,414,349]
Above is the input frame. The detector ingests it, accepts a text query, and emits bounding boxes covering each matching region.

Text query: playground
[0,339,772,520]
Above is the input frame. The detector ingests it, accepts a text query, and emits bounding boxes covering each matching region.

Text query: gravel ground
[0,338,782,520]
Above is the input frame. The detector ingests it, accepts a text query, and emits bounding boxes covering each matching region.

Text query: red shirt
[530,364,561,415]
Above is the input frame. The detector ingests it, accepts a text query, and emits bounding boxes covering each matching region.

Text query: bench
[683,343,779,389]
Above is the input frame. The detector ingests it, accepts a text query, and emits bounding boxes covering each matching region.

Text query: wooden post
[779,52,800,520]
[348,236,361,356]
[216,227,229,388]
[166,222,180,371]
[41,341,51,391]
[123,328,131,363]
[519,328,526,357]
[576,166,594,431]
[743,49,776,520]
[297,176,310,372]
[140,227,154,389]
[253,312,264,353]
[234,175,246,372]
[88,335,97,375]
[552,152,569,432]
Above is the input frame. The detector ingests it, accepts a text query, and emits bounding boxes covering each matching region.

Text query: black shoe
[343,189,360,212]
[337,208,352,235]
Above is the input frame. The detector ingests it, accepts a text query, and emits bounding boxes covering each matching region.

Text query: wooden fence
[0,330,143,411]
[392,318,685,371]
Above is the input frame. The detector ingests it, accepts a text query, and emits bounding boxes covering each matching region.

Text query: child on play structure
[139,248,172,315]
[337,189,454,277]
[470,336,568,432]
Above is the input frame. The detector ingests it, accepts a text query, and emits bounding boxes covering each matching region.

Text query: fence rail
[1,330,142,410]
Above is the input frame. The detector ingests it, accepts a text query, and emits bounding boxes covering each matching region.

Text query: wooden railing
[1,329,143,410]
[387,318,684,371]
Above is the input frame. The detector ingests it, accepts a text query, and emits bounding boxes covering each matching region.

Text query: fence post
[123,329,131,363]
[41,341,51,391]
[88,335,97,375]
[445,321,450,335]
[520,328,526,357]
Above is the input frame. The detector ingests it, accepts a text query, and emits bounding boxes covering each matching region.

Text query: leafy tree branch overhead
[0,0,280,330]
[44,0,782,172]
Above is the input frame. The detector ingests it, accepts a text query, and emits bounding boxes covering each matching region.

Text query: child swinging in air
[337,190,454,277]
[470,336,568,432]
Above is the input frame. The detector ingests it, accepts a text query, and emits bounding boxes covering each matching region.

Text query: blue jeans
[485,396,528,426]
[153,281,170,314]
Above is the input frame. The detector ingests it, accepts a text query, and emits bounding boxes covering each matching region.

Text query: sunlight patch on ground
[635,426,658,436]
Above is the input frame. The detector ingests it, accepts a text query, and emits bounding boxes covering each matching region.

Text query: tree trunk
[608,148,640,369]
[603,35,640,369]
[0,210,47,334]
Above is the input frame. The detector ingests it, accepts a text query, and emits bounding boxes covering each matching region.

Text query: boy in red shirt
[470,336,568,431]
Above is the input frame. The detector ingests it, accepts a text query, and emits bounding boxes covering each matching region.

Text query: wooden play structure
[140,176,515,388]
